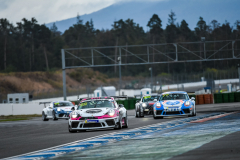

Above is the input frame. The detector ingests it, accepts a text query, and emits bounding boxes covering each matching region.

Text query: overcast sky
[0,0,164,25]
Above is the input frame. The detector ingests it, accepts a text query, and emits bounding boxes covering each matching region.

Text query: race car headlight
[71,112,78,118]
[108,109,115,116]
[142,103,147,107]
[185,101,190,106]
[156,103,161,108]
[57,108,61,112]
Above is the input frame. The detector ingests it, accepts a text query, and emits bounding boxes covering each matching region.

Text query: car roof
[161,91,187,95]
[52,101,71,103]
[81,97,114,102]
[143,94,160,97]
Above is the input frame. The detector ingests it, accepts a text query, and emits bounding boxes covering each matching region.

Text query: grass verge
[0,114,41,122]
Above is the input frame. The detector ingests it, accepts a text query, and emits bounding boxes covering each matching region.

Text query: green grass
[0,114,41,122]
[0,118,29,122]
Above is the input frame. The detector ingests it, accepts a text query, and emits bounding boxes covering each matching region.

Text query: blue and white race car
[41,101,74,121]
[153,91,196,119]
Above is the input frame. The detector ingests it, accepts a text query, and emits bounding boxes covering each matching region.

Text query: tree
[147,14,163,38]
[16,22,26,71]
[168,10,176,25]
[38,25,51,71]
[211,20,220,31]
[178,20,192,41]
[165,11,179,43]
[195,17,208,37]
[0,18,13,70]
[50,23,61,37]
[22,18,39,70]
[234,20,240,39]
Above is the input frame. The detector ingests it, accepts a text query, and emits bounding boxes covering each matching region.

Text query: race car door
[47,103,54,117]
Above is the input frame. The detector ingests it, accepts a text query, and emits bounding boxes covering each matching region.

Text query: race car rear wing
[78,96,133,102]
[39,102,51,108]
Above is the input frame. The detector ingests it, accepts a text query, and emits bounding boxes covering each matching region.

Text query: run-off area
[15,112,240,160]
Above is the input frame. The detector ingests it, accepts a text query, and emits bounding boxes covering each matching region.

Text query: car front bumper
[155,108,193,117]
[56,112,70,119]
[69,118,118,130]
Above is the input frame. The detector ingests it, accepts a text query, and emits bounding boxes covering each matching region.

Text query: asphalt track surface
[1,102,240,159]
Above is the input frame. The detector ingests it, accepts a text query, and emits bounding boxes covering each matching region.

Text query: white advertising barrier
[0,103,44,116]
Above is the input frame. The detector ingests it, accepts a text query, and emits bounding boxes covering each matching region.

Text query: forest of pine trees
[0,11,240,76]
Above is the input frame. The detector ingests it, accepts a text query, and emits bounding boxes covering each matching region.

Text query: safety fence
[190,92,240,104]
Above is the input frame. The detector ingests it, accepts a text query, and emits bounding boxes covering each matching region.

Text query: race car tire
[114,118,122,130]
[42,112,49,121]
[194,107,196,116]
[122,115,128,128]
[52,111,58,121]
[139,111,144,118]
[68,124,77,133]
[135,110,139,118]
[153,113,163,119]
[153,112,157,119]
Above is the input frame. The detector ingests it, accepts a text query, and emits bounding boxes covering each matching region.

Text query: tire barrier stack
[116,99,139,110]
[214,93,223,103]
[214,92,240,103]
[235,92,240,102]
[191,94,213,105]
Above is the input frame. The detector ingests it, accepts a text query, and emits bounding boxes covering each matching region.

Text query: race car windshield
[160,94,188,101]
[78,100,115,109]
[142,95,160,102]
[54,102,74,107]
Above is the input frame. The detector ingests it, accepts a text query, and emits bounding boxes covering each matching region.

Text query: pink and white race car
[68,97,128,132]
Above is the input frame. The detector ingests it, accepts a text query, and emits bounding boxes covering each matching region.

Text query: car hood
[76,108,112,117]
[56,107,72,111]
[161,100,187,107]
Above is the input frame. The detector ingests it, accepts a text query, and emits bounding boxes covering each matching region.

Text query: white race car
[40,101,74,121]
[68,97,128,132]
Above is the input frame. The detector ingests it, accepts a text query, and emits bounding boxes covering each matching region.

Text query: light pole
[118,56,121,96]
[238,64,240,89]
[149,67,153,91]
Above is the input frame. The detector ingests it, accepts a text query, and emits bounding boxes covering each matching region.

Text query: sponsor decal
[86,120,99,123]
[166,101,180,105]
[80,102,88,107]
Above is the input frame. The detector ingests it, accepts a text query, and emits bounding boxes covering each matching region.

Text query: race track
[1,102,240,159]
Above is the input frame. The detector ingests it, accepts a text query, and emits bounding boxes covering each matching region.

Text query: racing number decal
[80,102,87,107]
[163,94,169,97]
[144,96,151,99]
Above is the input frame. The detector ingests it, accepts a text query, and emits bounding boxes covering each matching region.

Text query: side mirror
[153,99,158,102]
[136,100,139,103]
[191,97,195,100]
[71,107,75,111]
[119,104,124,108]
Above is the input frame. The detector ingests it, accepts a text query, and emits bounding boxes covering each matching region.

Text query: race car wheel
[122,115,128,128]
[193,107,196,116]
[42,112,49,121]
[153,112,157,119]
[52,111,58,121]
[114,118,122,130]
[68,124,77,133]
[140,111,144,118]
[153,112,163,119]
[135,110,139,118]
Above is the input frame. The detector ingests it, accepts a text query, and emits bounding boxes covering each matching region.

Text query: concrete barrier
[0,103,44,116]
